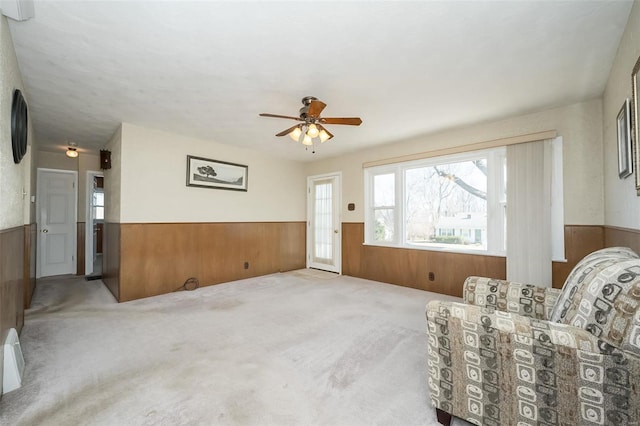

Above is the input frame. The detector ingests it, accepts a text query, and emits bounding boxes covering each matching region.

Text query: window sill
[362,241,506,258]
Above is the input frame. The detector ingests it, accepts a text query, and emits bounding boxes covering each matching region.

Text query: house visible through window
[365,147,506,255]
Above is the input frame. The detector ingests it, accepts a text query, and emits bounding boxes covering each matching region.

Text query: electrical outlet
[428,272,435,281]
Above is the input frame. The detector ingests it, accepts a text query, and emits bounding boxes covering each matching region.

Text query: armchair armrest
[426,300,640,426]
[463,276,561,320]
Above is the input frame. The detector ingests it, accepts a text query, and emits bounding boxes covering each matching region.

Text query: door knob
[42,229,48,233]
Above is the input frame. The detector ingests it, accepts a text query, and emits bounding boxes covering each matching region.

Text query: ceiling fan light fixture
[319,129,331,143]
[307,123,319,138]
[259,97,362,152]
[66,142,79,158]
[289,126,302,141]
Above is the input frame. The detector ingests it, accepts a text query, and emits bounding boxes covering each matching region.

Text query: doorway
[307,172,342,274]
[36,168,78,278]
[85,172,104,277]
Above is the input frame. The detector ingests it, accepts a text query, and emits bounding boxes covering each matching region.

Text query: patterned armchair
[426,247,640,426]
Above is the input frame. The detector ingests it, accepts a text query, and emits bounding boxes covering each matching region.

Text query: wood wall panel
[551,225,604,288]
[116,222,306,302]
[77,222,85,276]
[341,223,506,297]
[342,223,615,295]
[279,222,306,272]
[23,224,36,309]
[604,226,640,254]
[0,226,25,395]
[103,222,120,300]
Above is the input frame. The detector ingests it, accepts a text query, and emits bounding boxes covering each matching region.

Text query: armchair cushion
[549,258,640,357]
[426,300,640,425]
[549,247,638,323]
[463,276,561,320]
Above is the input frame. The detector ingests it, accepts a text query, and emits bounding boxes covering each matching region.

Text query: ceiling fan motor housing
[299,96,318,119]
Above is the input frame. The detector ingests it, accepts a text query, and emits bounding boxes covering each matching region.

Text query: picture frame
[632,55,640,192]
[186,155,248,191]
[617,98,632,178]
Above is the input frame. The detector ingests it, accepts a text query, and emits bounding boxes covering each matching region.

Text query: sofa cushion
[549,247,638,323]
[550,257,640,355]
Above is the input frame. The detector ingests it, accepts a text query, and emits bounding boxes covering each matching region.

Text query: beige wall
[307,99,603,225]
[37,150,78,171]
[603,0,640,230]
[118,123,306,223]
[78,153,101,222]
[0,15,34,230]
[104,125,122,223]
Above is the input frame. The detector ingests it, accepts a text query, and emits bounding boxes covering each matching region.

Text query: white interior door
[307,173,341,273]
[37,169,77,278]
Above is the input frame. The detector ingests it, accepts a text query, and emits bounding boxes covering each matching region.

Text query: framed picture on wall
[618,98,632,178]
[186,155,248,191]
[632,54,640,193]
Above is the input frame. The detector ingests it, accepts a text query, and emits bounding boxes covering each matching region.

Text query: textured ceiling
[5,1,633,161]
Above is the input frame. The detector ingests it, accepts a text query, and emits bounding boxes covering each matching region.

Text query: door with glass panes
[307,173,341,273]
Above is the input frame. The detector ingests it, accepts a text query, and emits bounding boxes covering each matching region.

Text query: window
[93,191,104,220]
[365,148,506,255]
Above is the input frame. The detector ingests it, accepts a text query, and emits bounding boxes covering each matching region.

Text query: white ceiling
[6,1,633,162]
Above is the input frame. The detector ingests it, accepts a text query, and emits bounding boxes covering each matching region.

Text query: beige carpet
[0,271,470,425]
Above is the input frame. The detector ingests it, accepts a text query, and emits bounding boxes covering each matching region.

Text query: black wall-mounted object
[11,89,28,164]
[100,150,112,169]
[348,203,355,211]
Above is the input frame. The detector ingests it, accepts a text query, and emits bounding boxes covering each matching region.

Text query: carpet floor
[0,270,470,425]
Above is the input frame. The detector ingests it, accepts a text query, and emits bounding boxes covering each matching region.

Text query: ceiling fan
[259,96,362,149]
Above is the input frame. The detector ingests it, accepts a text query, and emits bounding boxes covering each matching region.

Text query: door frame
[36,168,78,278]
[85,170,103,275]
[306,172,342,274]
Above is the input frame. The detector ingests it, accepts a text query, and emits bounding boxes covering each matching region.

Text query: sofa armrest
[463,276,561,320]
[426,300,640,425]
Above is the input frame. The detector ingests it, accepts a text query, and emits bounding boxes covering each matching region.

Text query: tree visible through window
[405,159,487,250]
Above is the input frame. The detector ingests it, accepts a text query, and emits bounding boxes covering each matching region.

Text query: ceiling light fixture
[287,123,334,152]
[260,96,361,153]
[66,142,79,158]
[288,126,302,142]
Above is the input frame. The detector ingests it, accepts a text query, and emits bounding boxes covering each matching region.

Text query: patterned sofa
[426,247,640,426]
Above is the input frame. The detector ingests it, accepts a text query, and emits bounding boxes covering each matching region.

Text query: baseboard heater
[3,328,25,394]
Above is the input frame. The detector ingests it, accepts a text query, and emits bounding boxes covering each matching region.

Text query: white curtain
[506,140,552,285]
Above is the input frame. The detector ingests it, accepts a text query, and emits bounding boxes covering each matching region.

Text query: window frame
[364,147,506,256]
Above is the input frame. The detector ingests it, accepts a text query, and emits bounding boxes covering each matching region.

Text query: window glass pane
[314,182,333,262]
[374,209,394,242]
[374,173,395,207]
[93,192,104,207]
[94,207,104,220]
[405,159,487,250]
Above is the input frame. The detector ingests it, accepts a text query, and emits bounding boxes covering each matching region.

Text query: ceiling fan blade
[307,100,327,118]
[319,117,362,126]
[275,124,300,137]
[259,113,303,121]
[317,124,334,142]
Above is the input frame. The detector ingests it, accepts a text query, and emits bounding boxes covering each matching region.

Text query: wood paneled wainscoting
[343,223,623,297]
[23,224,36,309]
[604,226,640,254]
[551,225,604,288]
[342,223,506,297]
[77,222,85,276]
[104,222,306,302]
[0,226,26,394]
